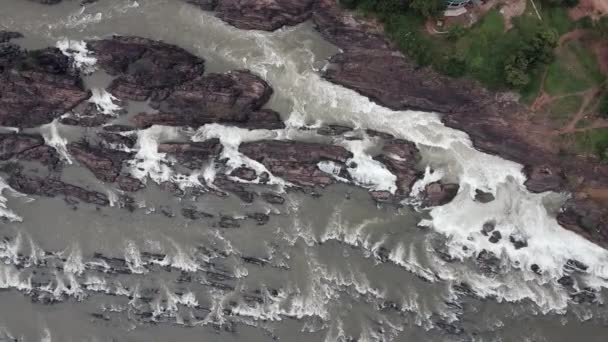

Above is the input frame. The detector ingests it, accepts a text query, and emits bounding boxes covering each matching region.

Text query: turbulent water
[1,1,608,341]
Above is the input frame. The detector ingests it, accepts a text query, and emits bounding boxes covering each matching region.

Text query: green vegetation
[600,96,608,117]
[574,128,608,159]
[341,0,608,159]
[547,95,582,124]
[544,40,605,95]
[341,0,577,91]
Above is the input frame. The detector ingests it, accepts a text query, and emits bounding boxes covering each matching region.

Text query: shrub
[447,24,468,40]
[600,95,608,117]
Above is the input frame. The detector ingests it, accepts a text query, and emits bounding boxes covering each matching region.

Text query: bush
[447,24,468,40]
[575,16,594,30]
[600,95,608,117]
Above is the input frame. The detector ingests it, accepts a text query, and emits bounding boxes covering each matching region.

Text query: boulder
[216,0,315,31]
[374,139,420,195]
[8,173,109,206]
[239,140,353,187]
[420,182,459,207]
[0,48,90,127]
[68,142,131,182]
[524,164,567,193]
[87,36,205,100]
[158,139,222,170]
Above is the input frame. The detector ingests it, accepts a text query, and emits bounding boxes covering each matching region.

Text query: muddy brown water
[1,1,608,341]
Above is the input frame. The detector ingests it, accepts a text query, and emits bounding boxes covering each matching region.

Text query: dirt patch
[594,41,608,77]
[500,0,527,30]
[569,0,608,20]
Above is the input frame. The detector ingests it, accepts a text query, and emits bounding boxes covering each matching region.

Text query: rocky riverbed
[1,1,608,341]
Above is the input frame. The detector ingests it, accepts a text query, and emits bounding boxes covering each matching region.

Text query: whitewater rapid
[1,1,608,340]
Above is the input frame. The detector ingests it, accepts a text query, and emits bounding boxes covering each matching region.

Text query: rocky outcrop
[87,36,205,101]
[524,164,567,193]
[0,47,90,127]
[0,31,22,43]
[184,0,218,10]
[132,70,275,128]
[215,0,315,31]
[558,197,608,249]
[374,139,420,196]
[420,182,460,207]
[0,133,60,166]
[68,142,131,182]
[158,139,223,169]
[324,49,472,114]
[8,173,109,206]
[239,140,352,187]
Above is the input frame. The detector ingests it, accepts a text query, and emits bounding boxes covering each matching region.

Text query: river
[0,0,607,341]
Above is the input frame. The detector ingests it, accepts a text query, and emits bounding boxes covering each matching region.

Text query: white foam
[89,89,121,116]
[63,244,85,275]
[124,240,147,274]
[0,177,22,222]
[192,124,287,186]
[189,13,608,311]
[40,120,72,164]
[341,138,397,193]
[129,125,181,183]
[56,38,97,74]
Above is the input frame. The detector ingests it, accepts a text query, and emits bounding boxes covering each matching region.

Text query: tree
[504,64,531,87]
[409,0,445,18]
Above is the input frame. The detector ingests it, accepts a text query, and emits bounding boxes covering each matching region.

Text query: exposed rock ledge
[1,34,455,211]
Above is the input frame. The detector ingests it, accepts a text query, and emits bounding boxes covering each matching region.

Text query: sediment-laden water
[0,1,607,341]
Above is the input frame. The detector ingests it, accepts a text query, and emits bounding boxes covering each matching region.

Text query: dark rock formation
[475,189,495,203]
[239,140,352,187]
[182,207,214,220]
[158,139,222,169]
[0,47,90,127]
[98,131,136,149]
[8,173,109,206]
[524,165,567,193]
[317,125,353,136]
[59,102,124,127]
[0,133,60,166]
[262,192,284,204]
[218,215,241,228]
[420,182,459,207]
[247,212,270,225]
[133,70,275,129]
[216,0,315,31]
[230,166,257,181]
[235,109,285,130]
[68,142,131,182]
[324,49,471,114]
[489,231,502,243]
[558,197,608,249]
[0,31,23,43]
[28,0,62,4]
[116,175,145,192]
[184,0,218,10]
[87,36,205,100]
[476,250,501,275]
[213,176,255,203]
[374,139,420,196]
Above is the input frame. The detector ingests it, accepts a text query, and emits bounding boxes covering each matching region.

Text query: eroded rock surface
[8,173,109,206]
[216,0,315,31]
[0,47,90,127]
[87,36,205,101]
[239,140,352,187]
